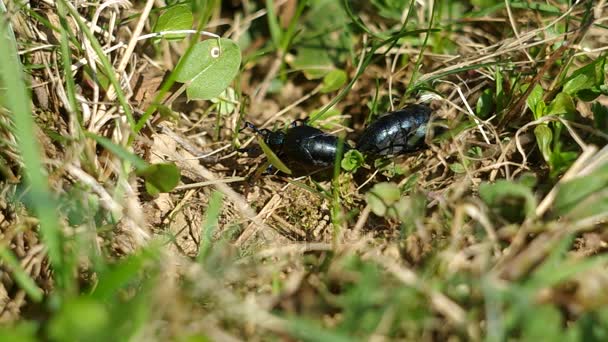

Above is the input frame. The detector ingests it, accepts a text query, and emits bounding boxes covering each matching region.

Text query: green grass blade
[0,246,43,302]
[85,132,149,171]
[0,12,65,283]
[197,190,224,262]
[58,0,135,132]
[56,1,79,116]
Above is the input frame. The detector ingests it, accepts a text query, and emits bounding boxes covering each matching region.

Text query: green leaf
[552,163,608,218]
[495,68,507,111]
[562,56,606,101]
[153,4,193,41]
[546,92,576,118]
[592,102,608,134]
[48,297,109,341]
[449,162,466,174]
[479,180,537,222]
[548,150,578,179]
[85,132,149,171]
[534,124,553,162]
[526,84,545,119]
[366,182,401,217]
[265,0,282,48]
[476,88,494,119]
[91,244,159,300]
[308,107,342,130]
[290,46,334,79]
[0,12,65,283]
[0,322,37,342]
[341,150,364,172]
[521,305,563,341]
[320,69,347,93]
[174,38,242,101]
[137,163,181,195]
[257,137,292,175]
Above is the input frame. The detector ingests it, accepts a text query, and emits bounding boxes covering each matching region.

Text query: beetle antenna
[242,121,270,136]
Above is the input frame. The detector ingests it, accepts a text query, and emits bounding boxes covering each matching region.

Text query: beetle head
[263,130,285,150]
[243,121,285,150]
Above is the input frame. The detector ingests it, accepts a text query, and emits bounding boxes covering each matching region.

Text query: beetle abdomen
[301,134,351,165]
[357,104,431,156]
[285,126,352,166]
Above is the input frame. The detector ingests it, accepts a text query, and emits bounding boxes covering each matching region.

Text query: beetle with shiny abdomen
[244,120,352,175]
[356,104,431,156]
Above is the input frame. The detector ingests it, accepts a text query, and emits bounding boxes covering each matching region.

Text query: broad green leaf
[308,107,342,130]
[449,162,466,174]
[549,150,578,179]
[366,182,401,216]
[257,137,292,175]
[562,56,606,99]
[479,180,537,222]
[476,88,494,119]
[526,84,545,119]
[521,305,563,341]
[320,69,347,93]
[137,163,181,195]
[552,163,608,218]
[48,297,109,341]
[175,38,242,101]
[546,92,576,118]
[341,150,364,172]
[290,46,334,79]
[518,172,538,188]
[592,102,608,134]
[0,323,37,342]
[153,4,193,40]
[534,124,552,162]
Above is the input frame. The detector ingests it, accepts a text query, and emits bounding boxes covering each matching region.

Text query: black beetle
[356,104,431,156]
[244,120,353,174]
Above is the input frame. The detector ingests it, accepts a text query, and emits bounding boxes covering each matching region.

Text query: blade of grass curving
[330,134,348,247]
[0,0,15,43]
[56,1,79,116]
[404,0,436,100]
[0,246,43,302]
[416,61,508,85]
[265,0,282,49]
[257,136,292,174]
[58,0,135,131]
[0,14,65,284]
[85,132,149,171]
[197,190,224,262]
